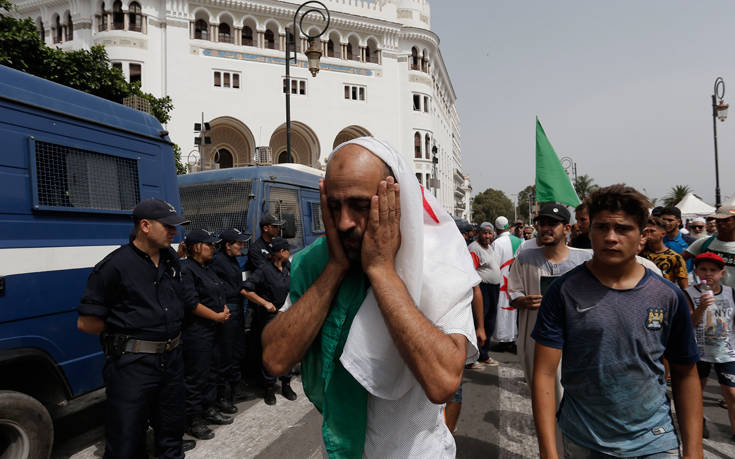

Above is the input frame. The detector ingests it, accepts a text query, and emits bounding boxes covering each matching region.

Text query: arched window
[100,2,108,31]
[112,1,124,30]
[128,2,142,32]
[327,39,335,57]
[242,26,253,46]
[194,19,208,40]
[277,151,294,164]
[425,134,431,160]
[422,50,428,72]
[366,39,379,63]
[365,46,371,63]
[411,47,419,70]
[55,15,62,43]
[416,173,423,186]
[66,12,73,40]
[414,132,422,159]
[218,23,231,43]
[346,43,353,60]
[215,149,233,169]
[38,19,45,42]
[264,29,276,49]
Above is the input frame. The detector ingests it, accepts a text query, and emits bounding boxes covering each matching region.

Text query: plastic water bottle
[701,280,715,331]
[700,280,714,300]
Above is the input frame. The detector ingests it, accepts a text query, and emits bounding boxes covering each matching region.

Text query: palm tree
[573,174,598,202]
[663,185,692,207]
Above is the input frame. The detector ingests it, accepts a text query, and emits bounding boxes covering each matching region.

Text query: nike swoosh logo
[576,306,596,312]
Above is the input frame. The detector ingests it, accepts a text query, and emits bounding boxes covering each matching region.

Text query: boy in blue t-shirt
[531,184,702,458]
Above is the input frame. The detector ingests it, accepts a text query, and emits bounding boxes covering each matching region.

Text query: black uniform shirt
[242,262,290,309]
[209,251,245,303]
[78,243,189,340]
[179,258,226,314]
[244,236,271,272]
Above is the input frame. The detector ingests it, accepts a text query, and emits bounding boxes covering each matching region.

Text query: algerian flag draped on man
[535,118,581,207]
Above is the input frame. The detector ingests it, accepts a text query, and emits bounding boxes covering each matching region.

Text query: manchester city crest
[646,307,664,330]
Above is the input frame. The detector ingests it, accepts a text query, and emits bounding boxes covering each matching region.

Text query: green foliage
[172,144,187,175]
[573,174,598,202]
[472,188,514,225]
[0,4,183,172]
[663,185,692,207]
[517,184,536,223]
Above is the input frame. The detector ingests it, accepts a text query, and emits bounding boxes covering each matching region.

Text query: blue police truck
[177,163,324,259]
[0,65,182,456]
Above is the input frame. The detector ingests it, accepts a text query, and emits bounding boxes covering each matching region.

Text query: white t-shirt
[687,237,735,288]
[468,240,501,284]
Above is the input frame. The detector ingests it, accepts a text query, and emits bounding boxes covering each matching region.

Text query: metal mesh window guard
[179,180,252,250]
[310,201,324,233]
[34,140,140,211]
[268,187,303,247]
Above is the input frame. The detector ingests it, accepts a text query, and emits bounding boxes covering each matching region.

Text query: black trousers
[217,301,245,386]
[478,282,500,361]
[103,346,185,459]
[183,320,216,418]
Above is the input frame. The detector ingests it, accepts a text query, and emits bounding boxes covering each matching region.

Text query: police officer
[244,214,283,272]
[209,228,255,412]
[77,198,194,458]
[242,237,297,405]
[178,229,234,440]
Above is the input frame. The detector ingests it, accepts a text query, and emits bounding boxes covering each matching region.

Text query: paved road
[53,352,735,458]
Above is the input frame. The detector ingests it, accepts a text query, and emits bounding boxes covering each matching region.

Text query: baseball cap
[184,229,220,245]
[694,252,725,268]
[712,204,735,220]
[219,228,250,243]
[133,198,190,226]
[494,216,509,230]
[269,237,295,253]
[534,203,571,224]
[260,214,284,228]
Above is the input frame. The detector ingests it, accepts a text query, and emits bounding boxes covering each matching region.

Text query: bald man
[262,139,478,458]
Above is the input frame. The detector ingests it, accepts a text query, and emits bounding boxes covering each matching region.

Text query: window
[112,1,124,30]
[218,23,231,43]
[214,148,233,169]
[32,140,140,212]
[416,173,423,185]
[242,26,253,46]
[411,47,419,70]
[214,70,240,89]
[346,43,353,60]
[310,201,325,233]
[129,63,141,84]
[327,39,335,57]
[286,30,296,52]
[413,94,421,111]
[38,20,45,42]
[414,132,421,158]
[99,3,107,31]
[425,134,431,160]
[129,2,142,32]
[344,84,365,101]
[194,19,208,40]
[111,62,122,71]
[66,12,73,40]
[264,29,276,49]
[54,15,62,43]
[283,77,306,95]
[424,96,429,113]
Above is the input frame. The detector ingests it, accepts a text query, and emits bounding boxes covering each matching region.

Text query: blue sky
[430,0,735,204]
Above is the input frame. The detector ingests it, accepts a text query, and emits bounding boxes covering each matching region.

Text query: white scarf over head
[330,137,480,400]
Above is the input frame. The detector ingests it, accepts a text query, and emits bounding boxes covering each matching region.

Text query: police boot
[183,439,197,452]
[203,406,233,425]
[232,380,256,402]
[216,384,238,414]
[186,416,214,440]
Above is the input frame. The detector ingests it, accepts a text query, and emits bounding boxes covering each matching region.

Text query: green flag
[535,118,580,207]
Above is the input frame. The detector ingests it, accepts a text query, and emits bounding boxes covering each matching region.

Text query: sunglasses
[691,225,704,229]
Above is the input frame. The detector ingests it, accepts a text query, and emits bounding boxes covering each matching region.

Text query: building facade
[15,0,471,219]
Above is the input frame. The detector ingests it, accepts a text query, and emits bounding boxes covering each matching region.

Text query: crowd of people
[75,135,735,458]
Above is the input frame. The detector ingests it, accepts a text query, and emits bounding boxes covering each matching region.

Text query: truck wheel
[0,390,53,459]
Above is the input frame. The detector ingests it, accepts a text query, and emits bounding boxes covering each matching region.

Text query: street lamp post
[285,2,330,162]
[712,77,729,209]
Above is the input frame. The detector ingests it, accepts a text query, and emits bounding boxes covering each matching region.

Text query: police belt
[122,333,181,354]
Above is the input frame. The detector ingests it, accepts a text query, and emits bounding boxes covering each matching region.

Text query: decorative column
[189,21,194,39]
[211,24,218,42]
[322,39,327,56]
[234,27,241,45]
[123,10,129,31]
[340,43,346,59]
[279,33,285,51]
[142,15,147,34]
[257,30,264,47]
[360,46,366,62]
[377,49,382,65]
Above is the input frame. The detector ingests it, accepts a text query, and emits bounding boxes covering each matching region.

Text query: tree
[517,184,536,224]
[471,188,514,225]
[573,174,598,202]
[0,1,183,171]
[663,185,692,207]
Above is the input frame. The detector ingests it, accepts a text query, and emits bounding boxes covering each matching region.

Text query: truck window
[179,179,253,242]
[268,186,303,247]
[32,140,140,212]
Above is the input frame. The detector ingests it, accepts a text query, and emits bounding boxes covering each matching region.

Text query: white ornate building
[14,0,471,219]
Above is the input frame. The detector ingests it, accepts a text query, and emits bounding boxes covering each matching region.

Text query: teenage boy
[684,252,735,441]
[641,216,689,290]
[532,185,702,458]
